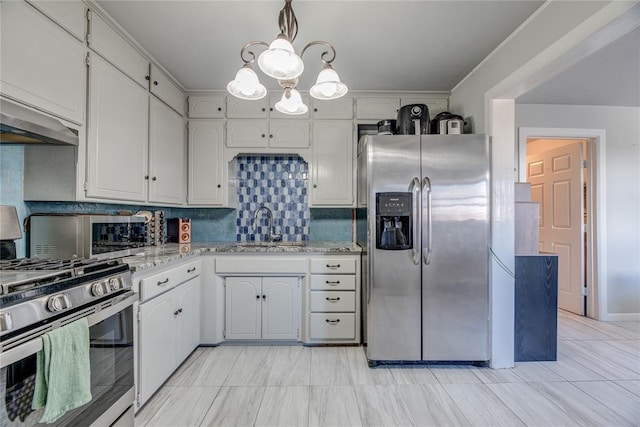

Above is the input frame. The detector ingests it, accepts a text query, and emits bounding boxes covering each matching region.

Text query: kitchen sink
[232,241,308,248]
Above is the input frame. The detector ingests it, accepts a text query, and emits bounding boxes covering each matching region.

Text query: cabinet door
[310,121,354,206]
[175,278,201,362]
[269,121,310,149]
[227,97,269,118]
[1,1,86,124]
[27,0,86,41]
[227,120,269,148]
[88,11,149,88]
[311,97,354,120]
[150,64,186,116]
[225,277,261,340]
[188,120,225,205]
[262,277,299,340]
[138,291,177,405]
[149,97,186,205]
[87,54,148,202]
[189,96,225,118]
[356,97,400,120]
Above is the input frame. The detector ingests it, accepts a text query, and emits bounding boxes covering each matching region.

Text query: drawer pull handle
[187,267,196,273]
[326,297,341,302]
[326,264,341,268]
[325,319,341,324]
[325,280,341,285]
[157,278,170,286]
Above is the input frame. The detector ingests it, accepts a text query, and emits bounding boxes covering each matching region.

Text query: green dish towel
[32,318,92,424]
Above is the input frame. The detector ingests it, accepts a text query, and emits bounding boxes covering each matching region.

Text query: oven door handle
[1,292,136,369]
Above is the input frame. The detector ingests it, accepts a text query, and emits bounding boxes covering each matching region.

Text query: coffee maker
[375,193,412,250]
[396,104,430,135]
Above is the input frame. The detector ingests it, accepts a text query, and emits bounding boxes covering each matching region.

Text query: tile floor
[135,311,640,426]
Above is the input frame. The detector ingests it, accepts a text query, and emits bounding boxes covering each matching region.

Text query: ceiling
[96,0,544,93]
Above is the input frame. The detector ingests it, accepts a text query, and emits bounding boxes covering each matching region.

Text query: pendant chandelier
[227,0,348,115]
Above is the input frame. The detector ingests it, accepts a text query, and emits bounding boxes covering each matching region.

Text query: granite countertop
[123,241,362,273]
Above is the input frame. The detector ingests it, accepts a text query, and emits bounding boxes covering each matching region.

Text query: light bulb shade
[227,65,267,100]
[309,65,348,100]
[258,35,304,80]
[275,89,308,115]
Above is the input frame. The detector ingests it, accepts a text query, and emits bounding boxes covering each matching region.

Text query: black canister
[396,104,430,135]
[377,119,396,135]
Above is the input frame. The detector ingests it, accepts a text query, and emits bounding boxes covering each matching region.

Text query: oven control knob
[92,282,106,296]
[108,277,122,291]
[47,294,71,312]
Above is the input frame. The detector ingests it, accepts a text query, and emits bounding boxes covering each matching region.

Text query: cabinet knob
[269,134,273,138]
[153,81,158,86]
[145,75,150,81]
[152,176,157,181]
[313,184,317,188]
[217,107,222,111]
[313,108,318,112]
[256,295,260,299]
[261,134,266,138]
[217,184,221,188]
[262,294,266,299]
[144,175,149,180]
[269,107,273,111]
[261,108,266,112]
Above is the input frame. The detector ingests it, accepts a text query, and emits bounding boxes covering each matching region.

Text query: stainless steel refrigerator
[356,134,490,364]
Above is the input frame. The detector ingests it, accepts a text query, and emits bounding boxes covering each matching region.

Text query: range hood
[0,100,78,146]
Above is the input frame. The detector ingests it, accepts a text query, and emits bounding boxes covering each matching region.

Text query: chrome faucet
[252,206,281,242]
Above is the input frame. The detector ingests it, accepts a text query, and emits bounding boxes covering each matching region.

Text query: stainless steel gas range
[0,258,135,426]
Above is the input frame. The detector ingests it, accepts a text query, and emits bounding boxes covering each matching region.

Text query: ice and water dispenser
[375,192,412,250]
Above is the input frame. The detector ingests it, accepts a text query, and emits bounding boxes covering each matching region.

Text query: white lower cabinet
[225,276,300,340]
[307,256,360,344]
[135,259,201,409]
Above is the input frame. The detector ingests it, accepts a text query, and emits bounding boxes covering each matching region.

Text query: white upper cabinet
[356,97,400,120]
[149,97,187,205]
[188,96,225,118]
[226,120,269,148]
[269,121,310,149]
[310,121,354,207]
[150,64,186,116]
[87,10,149,88]
[227,97,269,118]
[27,0,85,41]
[188,120,225,206]
[1,1,85,124]
[87,54,148,202]
[311,97,354,120]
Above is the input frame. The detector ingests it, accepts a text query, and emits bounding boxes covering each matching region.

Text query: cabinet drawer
[139,268,179,302]
[309,275,356,290]
[139,259,200,302]
[310,258,356,274]
[310,291,355,312]
[310,313,355,339]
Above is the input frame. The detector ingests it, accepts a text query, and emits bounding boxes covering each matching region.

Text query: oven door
[0,293,136,426]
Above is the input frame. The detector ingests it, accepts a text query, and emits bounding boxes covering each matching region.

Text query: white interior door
[527,142,584,314]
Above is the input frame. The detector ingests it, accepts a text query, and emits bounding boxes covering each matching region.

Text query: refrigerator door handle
[409,177,421,265]
[422,176,432,265]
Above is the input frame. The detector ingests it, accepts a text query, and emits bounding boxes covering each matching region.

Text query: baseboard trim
[602,313,640,322]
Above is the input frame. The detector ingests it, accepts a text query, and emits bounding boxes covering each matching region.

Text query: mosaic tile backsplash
[236,155,309,242]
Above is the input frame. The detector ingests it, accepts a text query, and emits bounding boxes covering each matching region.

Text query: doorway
[518,128,602,319]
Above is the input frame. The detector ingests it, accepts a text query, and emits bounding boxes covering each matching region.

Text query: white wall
[447,0,638,366]
[517,104,640,317]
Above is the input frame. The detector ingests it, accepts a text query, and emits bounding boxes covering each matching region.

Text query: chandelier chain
[279,0,298,42]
